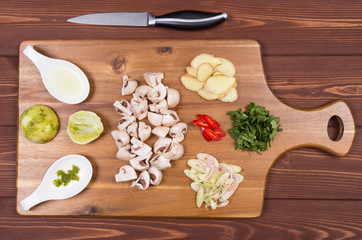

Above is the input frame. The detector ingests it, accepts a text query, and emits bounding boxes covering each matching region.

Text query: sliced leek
[184,153,244,210]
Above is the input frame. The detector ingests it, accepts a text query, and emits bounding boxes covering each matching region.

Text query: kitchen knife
[67,10,228,29]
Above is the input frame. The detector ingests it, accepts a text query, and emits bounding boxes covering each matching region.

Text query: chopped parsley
[227,102,282,153]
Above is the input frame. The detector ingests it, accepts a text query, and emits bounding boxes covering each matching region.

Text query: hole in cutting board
[328,115,344,141]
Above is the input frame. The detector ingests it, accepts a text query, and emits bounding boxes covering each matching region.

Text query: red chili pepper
[203,128,220,141]
[214,128,226,137]
[203,114,220,130]
[201,128,212,142]
[192,119,209,128]
[196,114,205,120]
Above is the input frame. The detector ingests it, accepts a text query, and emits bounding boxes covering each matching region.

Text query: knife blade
[67,10,228,29]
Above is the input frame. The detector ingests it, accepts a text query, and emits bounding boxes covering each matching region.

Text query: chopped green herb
[53,164,80,187]
[226,102,282,153]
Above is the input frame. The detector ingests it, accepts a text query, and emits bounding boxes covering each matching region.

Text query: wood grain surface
[1,0,362,238]
[17,39,356,218]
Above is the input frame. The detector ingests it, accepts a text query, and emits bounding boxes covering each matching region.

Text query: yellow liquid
[48,66,83,101]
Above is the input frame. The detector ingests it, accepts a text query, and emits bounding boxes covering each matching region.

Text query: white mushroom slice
[148,166,162,186]
[115,165,138,182]
[143,72,164,87]
[164,141,184,160]
[117,115,136,131]
[130,137,152,156]
[123,143,131,151]
[111,130,130,148]
[130,95,148,120]
[138,122,152,142]
[116,147,136,161]
[151,126,170,138]
[169,122,187,142]
[167,88,180,108]
[113,100,132,117]
[147,83,167,103]
[150,154,172,170]
[127,122,138,139]
[148,99,168,113]
[134,85,152,100]
[196,153,219,168]
[153,137,172,154]
[122,75,138,96]
[131,170,150,190]
[161,110,180,127]
[147,112,163,127]
[129,152,152,171]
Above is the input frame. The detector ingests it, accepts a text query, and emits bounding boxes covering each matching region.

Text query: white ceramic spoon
[20,154,93,212]
[23,45,90,104]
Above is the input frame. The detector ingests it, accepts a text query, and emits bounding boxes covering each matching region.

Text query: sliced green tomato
[196,186,205,208]
[67,110,104,144]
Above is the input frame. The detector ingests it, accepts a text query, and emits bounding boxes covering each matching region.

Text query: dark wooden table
[1,1,361,239]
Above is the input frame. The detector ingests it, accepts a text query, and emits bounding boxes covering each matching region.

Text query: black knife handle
[153,10,228,29]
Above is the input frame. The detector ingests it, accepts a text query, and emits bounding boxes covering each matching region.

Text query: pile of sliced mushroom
[184,153,244,210]
[112,73,187,190]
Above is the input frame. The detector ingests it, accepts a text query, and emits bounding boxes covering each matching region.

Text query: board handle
[305,100,355,157]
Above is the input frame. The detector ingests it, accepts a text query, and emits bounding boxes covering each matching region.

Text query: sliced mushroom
[115,165,138,182]
[153,137,172,154]
[147,112,163,127]
[131,170,150,190]
[111,130,130,148]
[151,126,170,138]
[147,83,167,103]
[116,147,136,161]
[129,152,152,171]
[167,88,180,108]
[127,122,138,139]
[143,72,164,87]
[121,75,138,96]
[117,115,136,131]
[130,137,152,156]
[113,100,132,117]
[134,85,152,100]
[169,122,187,142]
[138,122,152,142]
[130,94,148,120]
[123,143,131,151]
[148,166,162,186]
[161,110,180,127]
[150,154,172,170]
[164,140,184,160]
[148,99,168,113]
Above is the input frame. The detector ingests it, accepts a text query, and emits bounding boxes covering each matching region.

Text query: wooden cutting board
[17,39,356,218]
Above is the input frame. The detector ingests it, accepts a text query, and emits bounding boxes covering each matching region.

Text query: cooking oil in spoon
[22,45,90,104]
[48,66,84,103]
